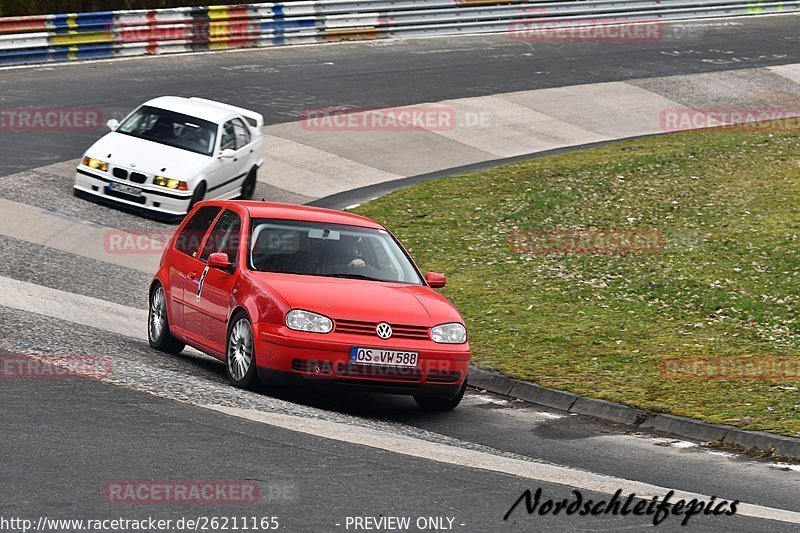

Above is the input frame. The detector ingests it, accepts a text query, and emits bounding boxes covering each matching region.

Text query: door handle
[188,271,197,280]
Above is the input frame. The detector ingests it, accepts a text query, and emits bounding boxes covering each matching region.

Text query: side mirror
[106,119,120,131]
[208,252,231,270]
[425,271,446,288]
[218,148,236,159]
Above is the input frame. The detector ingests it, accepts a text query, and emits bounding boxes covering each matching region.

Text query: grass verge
[354,125,800,437]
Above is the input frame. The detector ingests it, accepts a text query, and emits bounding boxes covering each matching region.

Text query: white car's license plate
[108,182,143,197]
[350,347,418,368]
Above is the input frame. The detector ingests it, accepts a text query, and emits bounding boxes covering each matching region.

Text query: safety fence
[0,1,796,66]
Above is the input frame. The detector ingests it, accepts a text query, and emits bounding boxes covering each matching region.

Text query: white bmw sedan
[74,96,264,220]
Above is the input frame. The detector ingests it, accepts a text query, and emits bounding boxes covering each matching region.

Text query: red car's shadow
[173,350,454,420]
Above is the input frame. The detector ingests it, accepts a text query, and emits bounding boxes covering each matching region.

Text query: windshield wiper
[322,273,389,282]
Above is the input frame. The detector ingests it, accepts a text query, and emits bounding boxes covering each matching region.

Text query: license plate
[350,347,418,368]
[108,182,142,197]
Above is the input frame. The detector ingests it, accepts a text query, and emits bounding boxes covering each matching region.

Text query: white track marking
[0,275,147,340]
[206,405,800,525]
[256,132,403,198]
[0,197,160,274]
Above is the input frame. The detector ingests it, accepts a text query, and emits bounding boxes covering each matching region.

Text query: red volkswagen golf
[148,200,471,410]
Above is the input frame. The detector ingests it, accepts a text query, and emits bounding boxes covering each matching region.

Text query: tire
[414,380,467,411]
[226,311,260,390]
[240,167,257,200]
[188,181,207,212]
[148,284,185,355]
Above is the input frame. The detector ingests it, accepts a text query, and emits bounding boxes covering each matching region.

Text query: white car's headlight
[286,310,333,334]
[431,322,467,344]
[82,156,108,172]
[154,176,188,191]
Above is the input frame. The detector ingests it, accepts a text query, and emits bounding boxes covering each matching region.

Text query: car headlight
[82,156,108,172]
[154,176,188,191]
[285,310,333,334]
[431,322,467,344]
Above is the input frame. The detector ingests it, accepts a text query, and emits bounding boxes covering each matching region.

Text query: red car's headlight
[285,309,333,334]
[431,322,467,344]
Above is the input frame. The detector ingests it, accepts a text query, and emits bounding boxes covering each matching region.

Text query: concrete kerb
[467,366,800,460]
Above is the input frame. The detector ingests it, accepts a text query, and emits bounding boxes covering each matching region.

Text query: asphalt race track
[2,15,800,177]
[1,15,799,533]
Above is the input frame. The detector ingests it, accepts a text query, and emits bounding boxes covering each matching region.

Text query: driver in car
[321,236,372,274]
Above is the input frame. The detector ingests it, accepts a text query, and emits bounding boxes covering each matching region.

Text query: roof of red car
[219,201,385,229]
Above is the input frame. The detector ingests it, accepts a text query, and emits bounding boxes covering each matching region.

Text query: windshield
[116,105,217,156]
[249,219,423,285]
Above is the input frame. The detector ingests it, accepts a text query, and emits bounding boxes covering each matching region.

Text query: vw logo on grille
[376,322,393,339]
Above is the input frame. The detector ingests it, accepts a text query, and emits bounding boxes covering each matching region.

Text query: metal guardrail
[0,1,796,66]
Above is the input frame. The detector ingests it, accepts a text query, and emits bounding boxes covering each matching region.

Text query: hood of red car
[256,274,463,326]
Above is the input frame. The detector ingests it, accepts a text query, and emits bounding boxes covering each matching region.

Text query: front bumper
[74,167,193,219]
[254,323,471,397]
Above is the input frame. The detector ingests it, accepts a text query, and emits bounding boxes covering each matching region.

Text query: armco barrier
[0,1,797,67]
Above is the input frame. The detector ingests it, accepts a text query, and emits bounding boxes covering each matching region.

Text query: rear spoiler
[190,97,264,130]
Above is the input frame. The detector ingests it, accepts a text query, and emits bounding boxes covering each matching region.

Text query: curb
[312,136,655,211]
[468,366,800,460]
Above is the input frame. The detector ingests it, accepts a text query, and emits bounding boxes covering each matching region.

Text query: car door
[206,119,249,199]
[185,208,242,354]
[170,205,221,337]
[233,117,260,177]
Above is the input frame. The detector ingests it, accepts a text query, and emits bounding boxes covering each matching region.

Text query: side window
[232,118,251,150]
[220,121,236,151]
[174,206,221,258]
[200,209,242,269]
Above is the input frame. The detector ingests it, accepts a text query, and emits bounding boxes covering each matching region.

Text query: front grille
[112,168,128,180]
[130,172,147,184]
[336,362,423,382]
[334,319,429,340]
